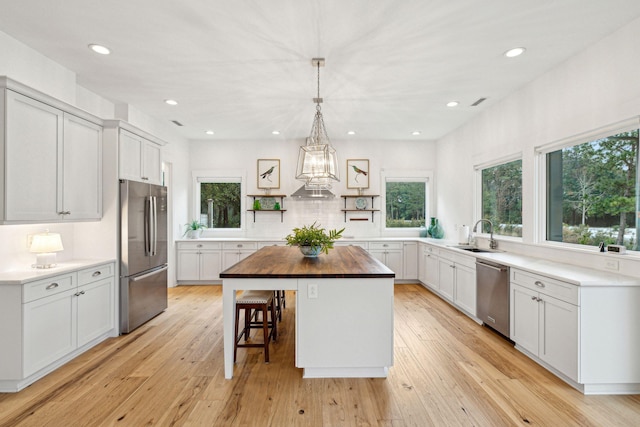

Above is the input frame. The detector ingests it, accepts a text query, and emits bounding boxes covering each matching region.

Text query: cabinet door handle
[46,282,59,290]
[534,281,545,288]
[80,290,85,295]
[531,296,537,301]
[92,271,102,277]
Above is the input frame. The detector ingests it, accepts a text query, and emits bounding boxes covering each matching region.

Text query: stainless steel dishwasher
[476,260,510,338]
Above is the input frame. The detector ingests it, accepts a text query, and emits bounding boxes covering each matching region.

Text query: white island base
[222,277,394,379]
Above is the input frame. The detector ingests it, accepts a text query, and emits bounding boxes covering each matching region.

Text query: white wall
[189,138,437,240]
[436,16,640,277]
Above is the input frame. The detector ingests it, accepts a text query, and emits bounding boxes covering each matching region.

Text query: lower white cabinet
[510,269,579,383]
[452,256,476,316]
[0,261,115,392]
[221,242,257,271]
[369,242,404,279]
[437,254,455,301]
[176,241,222,282]
[420,244,439,291]
[403,242,418,281]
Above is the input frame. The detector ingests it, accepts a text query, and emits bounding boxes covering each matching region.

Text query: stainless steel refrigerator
[120,179,168,333]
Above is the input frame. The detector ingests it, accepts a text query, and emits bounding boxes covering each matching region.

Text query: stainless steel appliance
[120,179,168,333]
[476,260,510,338]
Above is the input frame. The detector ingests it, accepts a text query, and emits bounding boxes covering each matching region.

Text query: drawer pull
[534,281,545,288]
[92,271,102,277]
[237,244,243,248]
[46,283,59,290]
[197,244,203,248]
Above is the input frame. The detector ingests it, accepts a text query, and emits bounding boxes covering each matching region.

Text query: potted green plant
[184,220,205,239]
[285,222,345,256]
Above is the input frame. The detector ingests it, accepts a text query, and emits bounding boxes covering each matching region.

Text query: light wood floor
[1,284,639,426]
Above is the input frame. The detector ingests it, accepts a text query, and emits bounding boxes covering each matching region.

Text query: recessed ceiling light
[164,99,178,106]
[347,131,356,135]
[504,47,526,58]
[411,131,421,136]
[446,101,459,107]
[272,130,280,135]
[88,44,110,55]
[205,130,214,135]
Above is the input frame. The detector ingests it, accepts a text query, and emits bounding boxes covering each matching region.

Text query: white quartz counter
[418,238,640,287]
[0,259,115,285]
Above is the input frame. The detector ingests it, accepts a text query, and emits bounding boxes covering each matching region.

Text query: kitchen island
[220,245,395,379]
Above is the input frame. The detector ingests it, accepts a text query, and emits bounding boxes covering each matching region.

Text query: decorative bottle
[428,217,444,239]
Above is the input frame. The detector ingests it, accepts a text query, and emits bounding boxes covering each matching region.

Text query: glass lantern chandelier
[295,58,339,189]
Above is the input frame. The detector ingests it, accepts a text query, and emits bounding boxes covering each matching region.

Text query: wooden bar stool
[234,290,277,363]
[275,290,286,321]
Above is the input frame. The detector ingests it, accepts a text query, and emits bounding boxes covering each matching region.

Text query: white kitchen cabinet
[1,88,103,222]
[369,242,404,280]
[119,128,162,185]
[222,242,257,271]
[510,269,579,382]
[176,241,222,283]
[437,253,455,302]
[428,247,476,316]
[453,255,476,316]
[403,241,418,281]
[420,244,439,291]
[0,261,116,392]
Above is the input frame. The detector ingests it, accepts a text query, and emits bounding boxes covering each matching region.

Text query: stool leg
[262,306,270,363]
[270,297,277,341]
[244,307,251,341]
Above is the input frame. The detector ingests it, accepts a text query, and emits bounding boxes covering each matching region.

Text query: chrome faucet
[472,219,497,249]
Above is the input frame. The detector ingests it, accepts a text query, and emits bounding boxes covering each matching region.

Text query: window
[479,159,522,237]
[545,128,638,251]
[383,173,430,228]
[194,172,243,230]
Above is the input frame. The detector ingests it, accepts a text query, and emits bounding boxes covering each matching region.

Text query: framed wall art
[346,159,369,189]
[257,159,280,189]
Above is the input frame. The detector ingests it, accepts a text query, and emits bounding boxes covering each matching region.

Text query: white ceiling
[1,0,640,142]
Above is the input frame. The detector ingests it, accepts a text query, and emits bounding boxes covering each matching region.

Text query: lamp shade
[30,232,64,253]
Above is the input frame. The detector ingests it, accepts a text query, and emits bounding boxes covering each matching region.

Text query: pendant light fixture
[295,58,339,190]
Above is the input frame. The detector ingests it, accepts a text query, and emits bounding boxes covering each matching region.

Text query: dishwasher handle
[476,261,508,272]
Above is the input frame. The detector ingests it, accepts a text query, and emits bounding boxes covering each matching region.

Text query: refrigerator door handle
[144,196,151,255]
[151,196,157,256]
[131,265,168,282]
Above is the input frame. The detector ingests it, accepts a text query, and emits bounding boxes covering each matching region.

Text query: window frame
[381,169,433,235]
[192,169,246,234]
[535,117,640,253]
[474,154,523,241]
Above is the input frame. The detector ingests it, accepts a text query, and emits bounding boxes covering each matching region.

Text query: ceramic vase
[428,217,444,239]
[299,246,322,257]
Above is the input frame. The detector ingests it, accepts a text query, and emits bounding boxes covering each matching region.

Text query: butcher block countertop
[219,245,395,279]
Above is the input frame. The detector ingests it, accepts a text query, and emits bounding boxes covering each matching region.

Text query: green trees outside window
[546,129,638,251]
[481,159,523,237]
[385,181,426,228]
[200,182,241,229]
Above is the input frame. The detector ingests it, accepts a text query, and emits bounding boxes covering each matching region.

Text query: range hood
[290,185,335,199]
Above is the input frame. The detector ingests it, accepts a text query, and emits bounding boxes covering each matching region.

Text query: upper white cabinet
[119,128,162,185]
[1,88,103,223]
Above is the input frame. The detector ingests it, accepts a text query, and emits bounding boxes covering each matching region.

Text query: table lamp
[30,230,64,268]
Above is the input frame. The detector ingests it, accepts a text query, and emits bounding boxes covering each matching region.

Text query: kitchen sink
[449,245,496,253]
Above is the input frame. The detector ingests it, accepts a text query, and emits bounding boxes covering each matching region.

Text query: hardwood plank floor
[1,284,638,426]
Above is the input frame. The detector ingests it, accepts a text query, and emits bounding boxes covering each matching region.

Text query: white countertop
[0,259,115,285]
[177,236,640,287]
[420,239,640,287]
